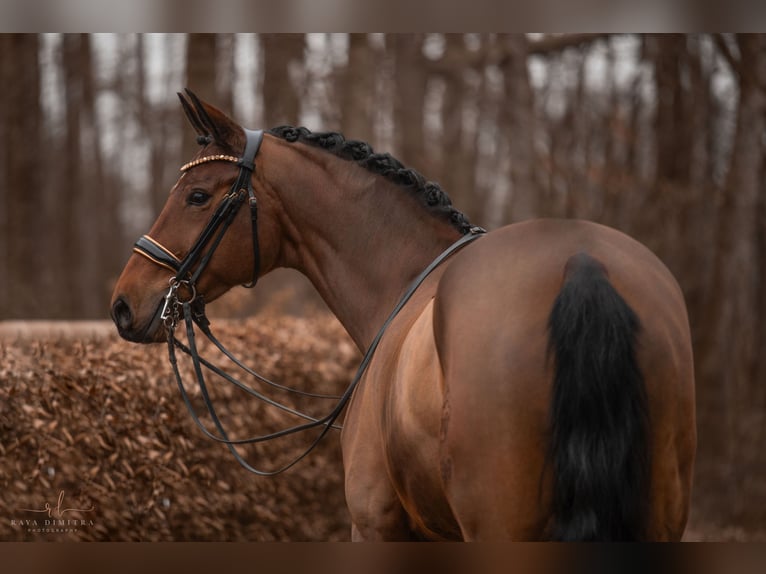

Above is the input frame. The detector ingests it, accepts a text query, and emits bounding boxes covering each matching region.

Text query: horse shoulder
[381,299,463,539]
[342,293,460,539]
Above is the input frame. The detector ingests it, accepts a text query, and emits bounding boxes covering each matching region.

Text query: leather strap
[134,235,181,274]
[238,128,263,172]
[239,129,263,288]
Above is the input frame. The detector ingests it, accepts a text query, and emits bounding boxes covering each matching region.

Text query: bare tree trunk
[625,37,646,179]
[139,35,182,220]
[757,108,766,454]
[184,34,217,159]
[502,34,538,222]
[436,35,467,216]
[78,34,110,317]
[57,33,111,317]
[680,35,715,317]
[687,35,713,190]
[259,34,305,127]
[185,33,217,100]
[0,34,43,319]
[0,37,10,316]
[701,34,766,522]
[61,34,85,317]
[340,34,375,142]
[650,34,691,185]
[390,34,427,169]
[602,38,626,225]
[216,33,235,115]
[468,36,498,225]
[574,48,596,219]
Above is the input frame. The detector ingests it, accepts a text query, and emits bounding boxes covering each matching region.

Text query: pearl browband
[180,154,240,172]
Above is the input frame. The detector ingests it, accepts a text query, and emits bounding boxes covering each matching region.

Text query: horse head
[110,90,280,342]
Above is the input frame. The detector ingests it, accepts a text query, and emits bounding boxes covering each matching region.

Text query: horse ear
[181,88,243,152]
[178,91,209,140]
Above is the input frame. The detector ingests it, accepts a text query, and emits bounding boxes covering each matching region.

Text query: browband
[180,154,240,172]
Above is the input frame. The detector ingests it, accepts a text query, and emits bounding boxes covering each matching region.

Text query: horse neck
[265,141,462,352]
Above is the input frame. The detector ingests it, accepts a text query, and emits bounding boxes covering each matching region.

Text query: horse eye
[187,190,211,206]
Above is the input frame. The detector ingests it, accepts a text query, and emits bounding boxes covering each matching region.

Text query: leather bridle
[129,126,487,475]
[133,128,264,319]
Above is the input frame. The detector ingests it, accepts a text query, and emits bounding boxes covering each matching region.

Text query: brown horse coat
[111,95,696,541]
[343,220,695,540]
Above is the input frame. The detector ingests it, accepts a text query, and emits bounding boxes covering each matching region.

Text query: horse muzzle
[110,294,166,343]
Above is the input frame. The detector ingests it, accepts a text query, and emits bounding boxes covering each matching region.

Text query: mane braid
[268,126,474,235]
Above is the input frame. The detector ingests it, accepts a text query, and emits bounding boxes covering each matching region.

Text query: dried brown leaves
[0,313,358,541]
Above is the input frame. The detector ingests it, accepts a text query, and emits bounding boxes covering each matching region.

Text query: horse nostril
[111,297,133,332]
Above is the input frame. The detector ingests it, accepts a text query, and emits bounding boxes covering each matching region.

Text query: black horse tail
[546,252,650,541]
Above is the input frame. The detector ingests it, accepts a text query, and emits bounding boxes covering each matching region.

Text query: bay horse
[110,91,696,541]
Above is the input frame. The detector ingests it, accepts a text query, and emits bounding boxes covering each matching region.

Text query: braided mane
[267,126,474,235]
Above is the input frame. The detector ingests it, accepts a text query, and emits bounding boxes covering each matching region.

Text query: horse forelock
[268,125,474,235]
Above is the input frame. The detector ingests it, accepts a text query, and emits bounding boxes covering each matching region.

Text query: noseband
[133,128,264,323]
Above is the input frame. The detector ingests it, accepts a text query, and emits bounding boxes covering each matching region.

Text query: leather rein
[132,128,486,475]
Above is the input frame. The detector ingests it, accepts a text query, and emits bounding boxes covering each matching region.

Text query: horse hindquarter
[433,221,695,541]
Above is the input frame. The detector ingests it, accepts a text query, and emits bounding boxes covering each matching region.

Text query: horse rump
[546,252,650,541]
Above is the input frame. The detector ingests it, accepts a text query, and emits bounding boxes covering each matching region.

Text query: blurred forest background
[0,33,765,536]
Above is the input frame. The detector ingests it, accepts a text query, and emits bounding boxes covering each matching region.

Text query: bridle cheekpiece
[133,128,264,329]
